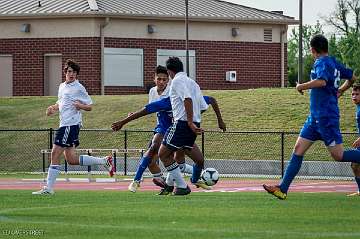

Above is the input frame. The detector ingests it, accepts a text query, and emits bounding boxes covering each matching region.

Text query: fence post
[124,130,128,176]
[201,131,205,158]
[281,132,285,178]
[113,150,117,182]
[49,128,53,149]
[42,150,46,182]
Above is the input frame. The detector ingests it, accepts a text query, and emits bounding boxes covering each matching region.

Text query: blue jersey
[309,56,353,119]
[356,105,360,134]
[145,96,211,134]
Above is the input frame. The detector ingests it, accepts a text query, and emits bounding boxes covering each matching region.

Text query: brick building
[0,0,298,96]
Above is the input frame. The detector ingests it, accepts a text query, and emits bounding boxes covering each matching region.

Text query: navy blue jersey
[145,96,212,133]
[309,56,353,119]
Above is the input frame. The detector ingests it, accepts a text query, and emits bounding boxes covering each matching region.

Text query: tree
[325,0,360,35]
[287,23,323,86]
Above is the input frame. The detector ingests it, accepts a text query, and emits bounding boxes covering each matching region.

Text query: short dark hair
[166,57,184,73]
[353,84,360,91]
[155,65,168,75]
[64,59,80,74]
[310,34,328,54]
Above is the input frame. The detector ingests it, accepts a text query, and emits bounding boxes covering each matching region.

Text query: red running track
[0,178,357,194]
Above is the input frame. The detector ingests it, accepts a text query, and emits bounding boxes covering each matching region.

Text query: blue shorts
[162,120,199,151]
[54,125,80,148]
[299,116,342,146]
[154,125,167,135]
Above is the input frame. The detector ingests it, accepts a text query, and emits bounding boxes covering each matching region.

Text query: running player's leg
[129,133,164,192]
[348,162,360,196]
[32,144,63,195]
[264,117,316,199]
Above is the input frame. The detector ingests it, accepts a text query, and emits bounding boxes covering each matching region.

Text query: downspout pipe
[100,17,110,95]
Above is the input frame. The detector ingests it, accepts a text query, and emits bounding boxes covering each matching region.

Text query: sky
[226,0,339,32]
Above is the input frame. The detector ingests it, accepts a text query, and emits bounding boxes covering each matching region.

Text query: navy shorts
[300,116,342,146]
[54,125,80,148]
[162,120,199,151]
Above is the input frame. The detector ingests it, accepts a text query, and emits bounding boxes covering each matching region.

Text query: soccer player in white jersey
[32,59,115,195]
[158,57,208,195]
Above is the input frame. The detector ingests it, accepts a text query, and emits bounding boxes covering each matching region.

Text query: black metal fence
[0,129,358,179]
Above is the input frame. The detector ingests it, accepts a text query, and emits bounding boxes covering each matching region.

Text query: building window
[104,48,143,86]
[264,28,273,42]
[157,49,196,80]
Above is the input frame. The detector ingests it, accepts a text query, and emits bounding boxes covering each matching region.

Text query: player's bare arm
[46,103,59,116]
[338,75,357,98]
[111,108,149,131]
[74,101,92,111]
[296,79,326,95]
[207,96,226,132]
[352,137,360,148]
[184,98,203,135]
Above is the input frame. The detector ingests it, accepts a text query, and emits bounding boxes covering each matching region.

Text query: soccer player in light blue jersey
[263,34,359,200]
[347,85,360,196]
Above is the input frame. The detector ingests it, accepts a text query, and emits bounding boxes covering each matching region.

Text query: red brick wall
[0,38,101,96]
[0,37,287,95]
[105,38,287,93]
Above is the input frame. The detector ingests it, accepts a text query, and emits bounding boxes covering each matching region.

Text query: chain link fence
[0,129,358,180]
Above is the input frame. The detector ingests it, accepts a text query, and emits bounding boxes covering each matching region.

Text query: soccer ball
[201,168,219,186]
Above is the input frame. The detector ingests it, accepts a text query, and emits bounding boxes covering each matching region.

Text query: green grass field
[0,190,359,239]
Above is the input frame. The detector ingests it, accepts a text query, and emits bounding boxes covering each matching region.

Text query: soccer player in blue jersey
[112,65,170,192]
[263,34,360,200]
[111,94,226,192]
[347,85,360,196]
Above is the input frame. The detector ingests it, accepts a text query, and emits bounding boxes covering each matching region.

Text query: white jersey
[169,72,208,123]
[148,83,170,103]
[56,80,93,127]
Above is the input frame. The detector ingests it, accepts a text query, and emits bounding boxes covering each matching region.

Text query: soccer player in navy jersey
[111,93,226,192]
[347,85,360,196]
[263,34,360,200]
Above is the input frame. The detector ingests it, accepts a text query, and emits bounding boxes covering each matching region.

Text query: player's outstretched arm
[111,108,149,131]
[206,96,226,132]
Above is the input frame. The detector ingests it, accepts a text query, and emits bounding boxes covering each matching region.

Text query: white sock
[166,163,187,189]
[79,155,106,166]
[166,173,174,186]
[179,163,193,174]
[46,165,60,190]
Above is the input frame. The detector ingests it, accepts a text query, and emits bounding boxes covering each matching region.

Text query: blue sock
[342,150,360,163]
[355,177,360,192]
[279,154,303,193]
[190,164,202,184]
[134,156,151,182]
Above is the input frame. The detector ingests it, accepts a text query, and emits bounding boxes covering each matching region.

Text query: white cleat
[32,186,54,195]
[128,181,140,193]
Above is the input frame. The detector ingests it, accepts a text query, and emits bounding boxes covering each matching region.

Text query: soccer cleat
[128,181,140,193]
[263,184,287,200]
[152,177,166,188]
[194,180,212,190]
[173,186,191,196]
[347,191,360,197]
[104,155,115,177]
[32,186,54,195]
[157,185,174,195]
